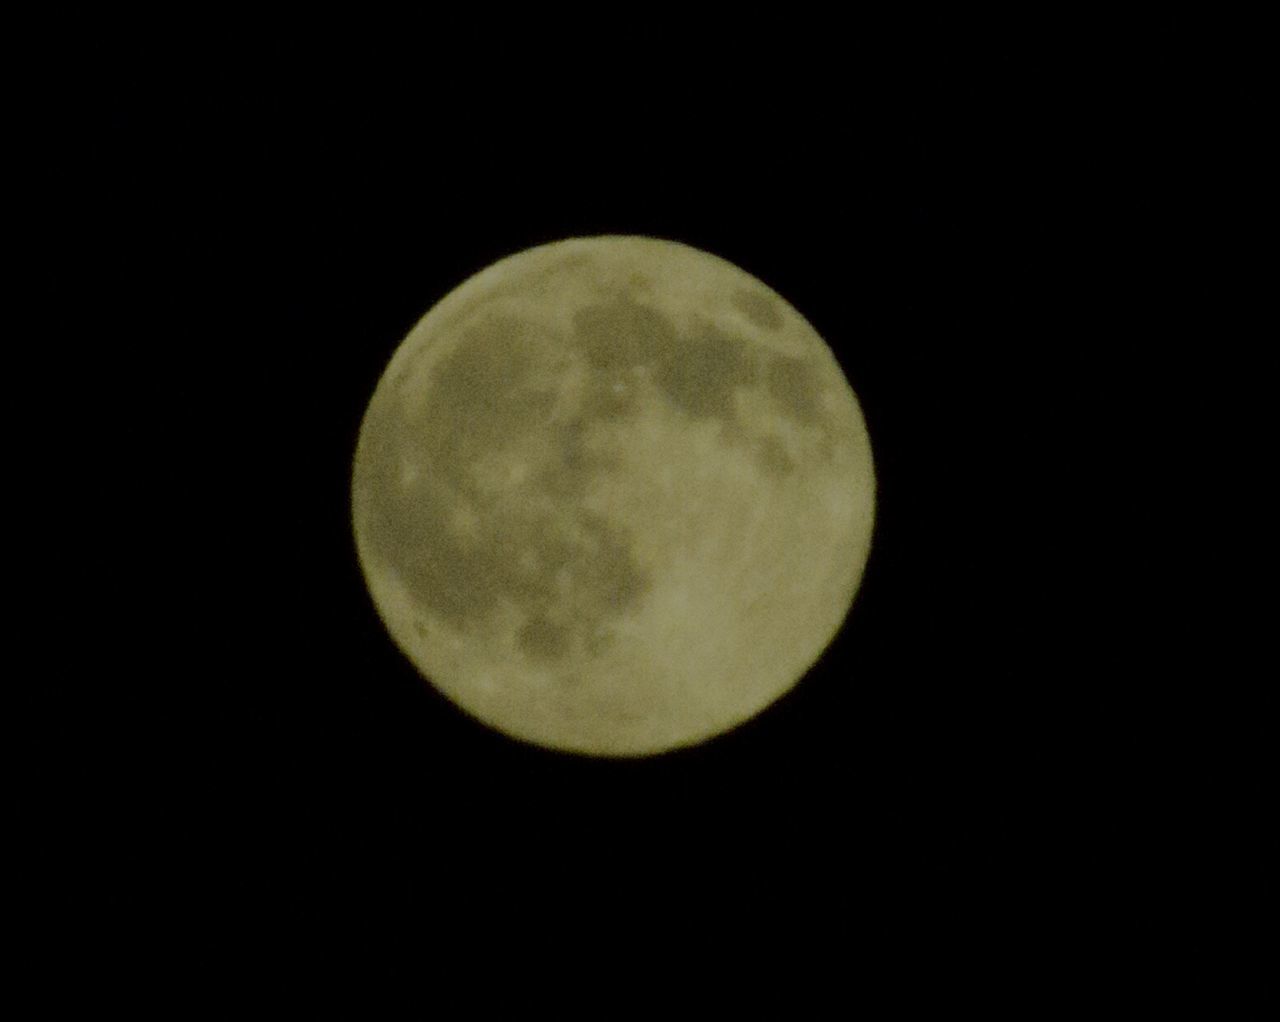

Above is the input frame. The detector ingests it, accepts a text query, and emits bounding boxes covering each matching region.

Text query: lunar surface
[351,236,875,756]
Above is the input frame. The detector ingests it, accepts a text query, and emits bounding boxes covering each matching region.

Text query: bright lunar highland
[351,236,875,756]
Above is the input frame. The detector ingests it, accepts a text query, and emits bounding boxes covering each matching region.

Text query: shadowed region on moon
[360,319,655,659]
[352,236,875,756]
[573,298,675,371]
[653,318,759,421]
[754,434,797,477]
[766,355,821,424]
[731,287,785,331]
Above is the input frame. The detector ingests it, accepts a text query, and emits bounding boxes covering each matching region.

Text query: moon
[351,236,875,756]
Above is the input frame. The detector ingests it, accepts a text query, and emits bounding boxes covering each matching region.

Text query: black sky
[53,38,1266,1010]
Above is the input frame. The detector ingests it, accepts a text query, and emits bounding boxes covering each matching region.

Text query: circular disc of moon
[351,236,875,756]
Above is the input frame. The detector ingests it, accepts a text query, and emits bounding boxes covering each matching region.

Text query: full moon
[351,236,875,756]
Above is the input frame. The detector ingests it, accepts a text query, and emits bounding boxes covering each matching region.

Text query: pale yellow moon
[351,236,875,756]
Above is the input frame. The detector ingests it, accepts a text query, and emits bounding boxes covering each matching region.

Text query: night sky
[56,33,1265,1011]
